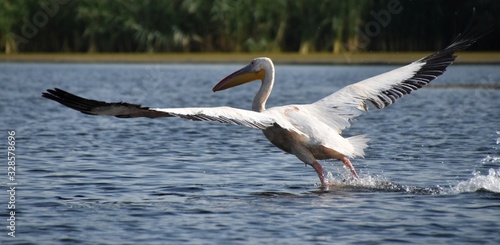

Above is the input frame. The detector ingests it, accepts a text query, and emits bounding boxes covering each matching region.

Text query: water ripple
[1,63,499,245]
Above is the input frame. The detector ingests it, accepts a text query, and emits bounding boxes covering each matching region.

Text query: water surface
[0,63,499,244]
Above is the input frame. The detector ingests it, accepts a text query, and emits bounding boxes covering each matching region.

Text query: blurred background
[1,0,499,54]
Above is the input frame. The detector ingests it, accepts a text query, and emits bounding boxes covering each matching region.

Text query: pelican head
[212,57,271,92]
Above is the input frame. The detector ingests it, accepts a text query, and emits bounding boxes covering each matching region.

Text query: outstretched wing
[312,29,487,133]
[42,88,276,129]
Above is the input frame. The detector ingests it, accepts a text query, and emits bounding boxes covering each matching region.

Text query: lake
[0,62,499,244]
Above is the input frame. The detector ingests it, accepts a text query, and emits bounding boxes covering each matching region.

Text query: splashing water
[325,166,500,195]
[452,131,500,193]
[482,155,500,163]
[324,168,444,195]
[451,168,500,194]
[326,130,500,195]
[482,132,500,164]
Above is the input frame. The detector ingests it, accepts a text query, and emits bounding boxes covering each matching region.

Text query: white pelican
[42,32,483,187]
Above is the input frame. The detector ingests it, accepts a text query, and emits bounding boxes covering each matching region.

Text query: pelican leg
[292,146,329,187]
[310,161,328,186]
[341,157,359,179]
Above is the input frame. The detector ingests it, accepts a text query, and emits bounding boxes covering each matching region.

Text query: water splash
[325,170,445,195]
[457,131,500,193]
[482,155,500,163]
[450,168,500,194]
[482,131,500,164]
[325,167,500,195]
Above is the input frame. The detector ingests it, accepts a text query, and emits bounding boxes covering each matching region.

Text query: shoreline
[1,52,499,64]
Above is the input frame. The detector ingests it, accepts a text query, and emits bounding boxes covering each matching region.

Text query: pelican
[42,32,483,187]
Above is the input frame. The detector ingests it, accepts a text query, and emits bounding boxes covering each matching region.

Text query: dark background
[1,0,498,53]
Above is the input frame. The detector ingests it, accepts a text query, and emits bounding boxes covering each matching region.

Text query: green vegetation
[0,0,498,54]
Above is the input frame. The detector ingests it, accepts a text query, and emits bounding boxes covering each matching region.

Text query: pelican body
[212,57,363,184]
[42,31,483,187]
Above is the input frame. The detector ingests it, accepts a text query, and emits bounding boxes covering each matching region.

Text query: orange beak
[212,64,264,92]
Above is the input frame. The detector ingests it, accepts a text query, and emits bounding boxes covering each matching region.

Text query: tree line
[0,0,498,54]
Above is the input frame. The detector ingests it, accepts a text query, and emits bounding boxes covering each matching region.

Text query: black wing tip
[42,87,65,101]
[42,87,165,118]
[42,87,69,106]
[42,87,108,115]
[451,8,493,46]
[369,23,489,110]
[421,15,492,64]
[42,87,81,102]
[42,87,66,96]
[416,22,491,71]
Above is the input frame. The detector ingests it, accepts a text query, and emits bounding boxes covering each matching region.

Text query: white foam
[325,167,500,195]
[450,168,500,194]
[482,155,500,163]
[325,170,436,194]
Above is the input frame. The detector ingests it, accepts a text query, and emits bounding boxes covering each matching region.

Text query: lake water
[0,62,499,244]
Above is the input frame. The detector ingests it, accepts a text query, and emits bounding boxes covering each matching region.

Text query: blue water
[1,62,499,244]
